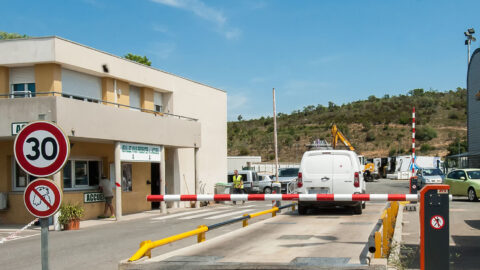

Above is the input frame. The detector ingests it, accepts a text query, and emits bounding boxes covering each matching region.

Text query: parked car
[445,169,480,201]
[296,150,366,215]
[256,174,280,194]
[417,167,445,189]
[274,168,299,194]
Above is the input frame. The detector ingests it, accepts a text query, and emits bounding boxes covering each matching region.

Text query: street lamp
[465,28,476,65]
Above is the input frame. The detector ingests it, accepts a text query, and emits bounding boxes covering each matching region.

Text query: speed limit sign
[14,121,70,177]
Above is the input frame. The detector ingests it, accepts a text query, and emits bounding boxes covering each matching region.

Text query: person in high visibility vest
[232,170,245,205]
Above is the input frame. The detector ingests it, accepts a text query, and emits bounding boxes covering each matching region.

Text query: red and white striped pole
[412,107,416,175]
[147,194,423,202]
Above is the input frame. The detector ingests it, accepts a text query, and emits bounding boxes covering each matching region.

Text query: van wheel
[362,201,366,209]
[264,187,272,194]
[353,204,362,215]
[298,204,308,215]
[468,188,478,202]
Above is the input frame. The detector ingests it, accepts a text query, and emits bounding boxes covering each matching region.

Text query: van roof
[304,149,357,156]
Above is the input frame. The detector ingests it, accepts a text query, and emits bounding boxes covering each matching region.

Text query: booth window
[63,160,101,190]
[122,163,132,192]
[12,159,36,191]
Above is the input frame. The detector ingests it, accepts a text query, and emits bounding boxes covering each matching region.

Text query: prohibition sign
[24,179,62,218]
[430,215,445,230]
[14,121,70,177]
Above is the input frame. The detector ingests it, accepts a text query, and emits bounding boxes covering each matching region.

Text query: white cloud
[152,24,169,33]
[148,42,176,59]
[151,0,240,40]
[228,93,248,111]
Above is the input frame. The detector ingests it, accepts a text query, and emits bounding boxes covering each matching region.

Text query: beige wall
[102,77,115,104]
[0,66,8,95]
[141,87,154,111]
[34,63,62,94]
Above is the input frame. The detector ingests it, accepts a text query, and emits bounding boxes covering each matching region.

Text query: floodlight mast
[465,27,476,65]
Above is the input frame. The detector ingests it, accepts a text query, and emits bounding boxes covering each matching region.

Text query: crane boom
[331,124,355,151]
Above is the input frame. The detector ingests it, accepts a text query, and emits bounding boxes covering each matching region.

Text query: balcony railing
[0,91,197,122]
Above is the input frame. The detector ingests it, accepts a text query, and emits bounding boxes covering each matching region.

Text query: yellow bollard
[382,216,389,256]
[374,231,382,258]
[292,204,296,211]
[272,208,277,217]
[197,225,206,243]
[140,240,152,258]
[243,214,249,227]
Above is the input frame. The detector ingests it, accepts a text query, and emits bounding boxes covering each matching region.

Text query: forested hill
[228,88,467,162]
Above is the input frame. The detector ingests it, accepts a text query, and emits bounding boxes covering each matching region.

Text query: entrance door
[151,163,160,209]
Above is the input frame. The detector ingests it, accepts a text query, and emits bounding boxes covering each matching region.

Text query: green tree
[0,31,29,40]
[416,126,437,141]
[237,115,243,121]
[124,53,152,66]
[447,138,467,156]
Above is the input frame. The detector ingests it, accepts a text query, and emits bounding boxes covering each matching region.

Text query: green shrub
[239,146,250,155]
[416,126,437,141]
[420,144,435,152]
[58,203,84,225]
[389,148,397,157]
[366,131,375,142]
[448,112,459,119]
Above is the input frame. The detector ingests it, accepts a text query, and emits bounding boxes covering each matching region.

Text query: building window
[11,83,35,98]
[12,159,36,191]
[122,164,132,192]
[63,160,101,190]
[154,91,163,113]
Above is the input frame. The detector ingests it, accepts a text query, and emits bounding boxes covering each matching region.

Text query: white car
[296,150,366,215]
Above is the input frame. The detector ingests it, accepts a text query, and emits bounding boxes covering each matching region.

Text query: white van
[296,150,366,215]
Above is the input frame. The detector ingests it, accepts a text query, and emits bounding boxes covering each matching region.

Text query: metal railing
[128,203,297,262]
[0,91,198,122]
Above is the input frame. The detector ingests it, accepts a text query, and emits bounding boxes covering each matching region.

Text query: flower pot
[64,219,80,230]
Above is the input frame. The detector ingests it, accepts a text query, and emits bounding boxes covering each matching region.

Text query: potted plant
[58,202,84,230]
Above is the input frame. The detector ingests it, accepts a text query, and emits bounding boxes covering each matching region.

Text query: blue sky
[2,0,479,120]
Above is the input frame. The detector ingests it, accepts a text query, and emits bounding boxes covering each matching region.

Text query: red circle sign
[14,121,70,177]
[24,179,62,218]
[430,215,445,230]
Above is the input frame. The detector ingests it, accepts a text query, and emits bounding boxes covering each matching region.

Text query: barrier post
[420,185,450,270]
[374,231,382,258]
[197,225,206,243]
[242,214,249,227]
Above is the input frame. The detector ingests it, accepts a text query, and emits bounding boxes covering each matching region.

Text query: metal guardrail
[0,91,198,122]
[128,203,297,262]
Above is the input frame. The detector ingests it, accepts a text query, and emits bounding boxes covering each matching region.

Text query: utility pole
[273,88,279,183]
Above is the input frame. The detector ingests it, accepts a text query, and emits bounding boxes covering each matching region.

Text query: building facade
[467,49,480,168]
[0,37,227,224]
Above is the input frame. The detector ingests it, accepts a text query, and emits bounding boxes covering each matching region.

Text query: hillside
[228,88,467,162]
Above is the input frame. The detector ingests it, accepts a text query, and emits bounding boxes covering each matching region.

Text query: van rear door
[303,152,333,194]
[333,152,355,194]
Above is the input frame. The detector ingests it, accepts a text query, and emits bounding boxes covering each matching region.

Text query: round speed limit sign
[14,121,70,177]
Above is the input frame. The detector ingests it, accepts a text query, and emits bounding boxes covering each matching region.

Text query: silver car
[417,167,445,189]
[255,174,281,194]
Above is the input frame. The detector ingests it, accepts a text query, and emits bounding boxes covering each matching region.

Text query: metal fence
[444,152,480,173]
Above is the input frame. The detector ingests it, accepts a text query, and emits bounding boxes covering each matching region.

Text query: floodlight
[468,28,475,34]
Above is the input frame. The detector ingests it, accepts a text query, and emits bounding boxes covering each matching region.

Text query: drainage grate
[278,235,314,240]
[291,257,351,266]
[340,222,373,225]
[164,256,223,262]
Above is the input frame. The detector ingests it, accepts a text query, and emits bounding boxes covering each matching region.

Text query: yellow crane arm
[331,124,355,151]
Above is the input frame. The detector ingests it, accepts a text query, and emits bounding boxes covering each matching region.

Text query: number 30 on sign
[14,121,70,177]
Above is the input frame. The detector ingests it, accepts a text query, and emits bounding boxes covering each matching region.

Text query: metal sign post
[409,176,419,194]
[420,184,450,270]
[15,121,69,270]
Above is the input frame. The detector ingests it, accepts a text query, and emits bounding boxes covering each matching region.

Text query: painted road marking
[205,209,252,220]
[179,210,230,220]
[151,209,212,220]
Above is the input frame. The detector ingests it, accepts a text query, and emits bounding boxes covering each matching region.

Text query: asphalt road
[0,179,409,270]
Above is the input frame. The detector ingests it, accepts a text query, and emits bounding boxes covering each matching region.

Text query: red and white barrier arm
[147,194,421,202]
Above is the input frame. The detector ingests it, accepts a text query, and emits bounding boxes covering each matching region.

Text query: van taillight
[354,172,360,187]
[297,172,303,188]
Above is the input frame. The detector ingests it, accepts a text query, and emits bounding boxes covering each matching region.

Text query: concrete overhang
[0,97,201,148]
[0,37,225,93]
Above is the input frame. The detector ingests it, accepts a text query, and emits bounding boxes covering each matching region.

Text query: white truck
[296,150,366,215]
